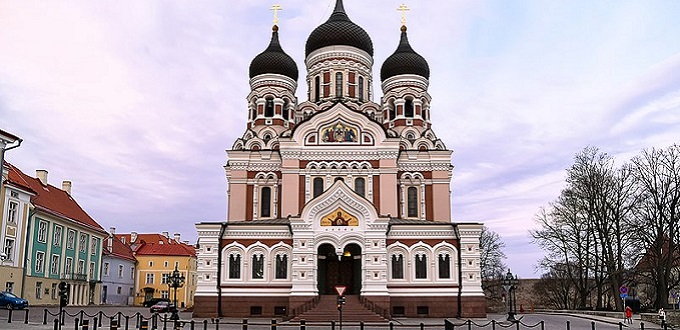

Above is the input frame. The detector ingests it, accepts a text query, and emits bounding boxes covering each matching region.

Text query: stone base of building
[193,294,486,319]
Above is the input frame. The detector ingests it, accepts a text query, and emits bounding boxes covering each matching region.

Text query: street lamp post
[167,265,185,322]
[501,269,519,322]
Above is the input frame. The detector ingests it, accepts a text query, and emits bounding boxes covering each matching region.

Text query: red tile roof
[5,162,106,234]
[115,233,196,257]
[3,161,36,194]
[103,235,136,262]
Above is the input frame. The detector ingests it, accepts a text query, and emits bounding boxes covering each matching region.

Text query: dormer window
[265,98,274,118]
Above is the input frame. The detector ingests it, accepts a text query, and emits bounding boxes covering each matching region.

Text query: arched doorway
[317,243,362,295]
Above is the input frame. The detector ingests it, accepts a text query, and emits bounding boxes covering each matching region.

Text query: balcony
[62,272,88,281]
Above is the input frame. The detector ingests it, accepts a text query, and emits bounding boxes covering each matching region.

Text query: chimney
[36,169,48,185]
[131,231,137,243]
[109,227,116,236]
[62,180,72,195]
[162,231,169,239]
[107,236,113,252]
[174,233,181,242]
[183,240,190,245]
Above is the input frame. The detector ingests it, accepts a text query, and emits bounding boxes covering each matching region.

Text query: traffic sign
[620,286,628,294]
[620,293,628,299]
[334,285,346,296]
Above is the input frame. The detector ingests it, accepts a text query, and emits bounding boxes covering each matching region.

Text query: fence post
[99,312,103,327]
[163,315,167,330]
[591,321,595,330]
[94,317,99,330]
[300,320,306,330]
[203,319,208,330]
[54,318,60,330]
[80,311,84,324]
[124,315,129,330]
[468,319,472,330]
[44,308,49,325]
[7,308,12,323]
[82,319,90,330]
[62,309,66,326]
[420,322,424,330]
[390,321,394,330]
[566,320,570,330]
[618,322,623,330]
[331,320,335,330]
[75,318,80,330]
[492,319,496,330]
[271,319,276,330]
[640,321,644,330]
[24,309,29,324]
[110,318,119,330]
[215,319,220,330]
[516,320,520,330]
[540,320,544,330]
[242,318,248,330]
[190,320,195,330]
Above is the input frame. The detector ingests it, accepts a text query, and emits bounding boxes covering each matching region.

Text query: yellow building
[117,232,197,308]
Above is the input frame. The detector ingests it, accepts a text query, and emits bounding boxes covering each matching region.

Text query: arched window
[335,72,343,97]
[391,254,404,279]
[250,107,255,121]
[405,98,414,117]
[358,76,364,101]
[313,178,324,198]
[275,255,288,279]
[415,254,427,279]
[228,254,241,279]
[407,187,418,217]
[260,187,271,218]
[314,76,320,101]
[355,178,365,197]
[438,254,451,279]
[265,98,274,118]
[389,100,396,120]
[252,254,264,279]
[282,100,289,120]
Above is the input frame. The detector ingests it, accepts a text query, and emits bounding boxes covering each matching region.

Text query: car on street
[149,301,177,313]
[143,297,170,307]
[0,291,29,310]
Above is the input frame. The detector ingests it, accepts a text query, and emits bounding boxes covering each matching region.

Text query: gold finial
[270,4,283,25]
[397,3,410,25]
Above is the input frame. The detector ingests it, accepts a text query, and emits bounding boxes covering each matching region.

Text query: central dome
[305,0,373,57]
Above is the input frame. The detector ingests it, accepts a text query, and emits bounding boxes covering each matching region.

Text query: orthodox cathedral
[194,1,485,319]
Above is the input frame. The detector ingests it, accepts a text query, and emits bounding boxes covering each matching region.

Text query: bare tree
[629,145,680,309]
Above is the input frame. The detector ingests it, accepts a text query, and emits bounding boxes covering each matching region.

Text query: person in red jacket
[625,306,633,324]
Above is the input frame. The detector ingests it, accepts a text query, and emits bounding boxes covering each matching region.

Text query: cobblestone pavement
[0,307,672,330]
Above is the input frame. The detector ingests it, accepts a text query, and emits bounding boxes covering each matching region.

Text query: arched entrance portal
[317,243,362,295]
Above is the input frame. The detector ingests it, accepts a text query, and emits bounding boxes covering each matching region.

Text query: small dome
[305,0,373,57]
[249,25,299,81]
[380,26,430,81]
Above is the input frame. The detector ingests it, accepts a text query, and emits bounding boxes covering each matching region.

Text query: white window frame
[64,257,73,275]
[4,238,15,261]
[77,259,84,274]
[7,201,18,224]
[35,251,45,273]
[53,225,63,247]
[66,230,76,250]
[37,220,48,243]
[79,234,87,253]
[89,261,95,279]
[90,237,97,255]
[103,262,110,276]
[118,264,123,278]
[145,273,154,284]
[50,254,60,275]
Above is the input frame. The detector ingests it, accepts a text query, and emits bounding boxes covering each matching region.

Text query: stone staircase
[289,295,388,323]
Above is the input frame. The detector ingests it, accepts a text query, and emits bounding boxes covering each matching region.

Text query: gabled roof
[134,242,196,257]
[5,162,106,234]
[103,235,136,262]
[116,233,174,245]
[3,161,35,194]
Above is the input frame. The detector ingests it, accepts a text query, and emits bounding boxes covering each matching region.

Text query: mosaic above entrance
[321,122,358,143]
[320,207,359,226]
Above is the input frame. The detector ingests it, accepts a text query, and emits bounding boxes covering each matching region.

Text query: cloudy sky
[2,1,679,278]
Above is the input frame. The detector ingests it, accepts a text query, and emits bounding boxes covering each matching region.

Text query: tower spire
[270,4,282,26]
[397,3,410,26]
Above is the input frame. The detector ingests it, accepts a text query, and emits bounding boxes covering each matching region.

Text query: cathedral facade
[194,1,485,319]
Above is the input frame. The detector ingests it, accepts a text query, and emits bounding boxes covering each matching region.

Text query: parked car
[143,297,170,307]
[0,291,29,310]
[150,301,177,313]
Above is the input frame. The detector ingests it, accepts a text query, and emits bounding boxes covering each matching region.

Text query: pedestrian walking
[625,306,633,324]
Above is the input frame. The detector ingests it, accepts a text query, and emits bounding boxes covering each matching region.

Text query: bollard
[99,312,103,327]
[444,319,455,330]
[24,309,29,324]
[271,319,277,330]
[640,322,645,330]
[163,314,168,330]
[390,321,394,330]
[44,308,49,325]
[467,319,472,330]
[331,320,335,330]
[492,319,496,330]
[301,319,306,330]
[618,322,622,330]
[190,320,195,330]
[540,320,544,330]
[83,319,90,330]
[591,321,595,330]
[215,319,219,330]
[359,321,363,330]
[54,318,60,330]
[140,320,149,330]
[566,320,570,330]
[152,314,157,330]
[203,319,208,330]
[242,318,248,330]
[75,318,80,330]
[95,317,99,330]
[515,321,519,330]
[420,322,424,330]
[80,311,85,324]
[111,318,119,330]
[8,308,12,323]
[124,316,129,330]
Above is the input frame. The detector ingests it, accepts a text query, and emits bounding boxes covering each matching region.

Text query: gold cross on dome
[397,3,410,25]
[270,4,283,25]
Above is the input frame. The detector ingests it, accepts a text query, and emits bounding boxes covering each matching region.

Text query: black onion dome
[305,0,373,57]
[380,26,430,81]
[249,25,299,81]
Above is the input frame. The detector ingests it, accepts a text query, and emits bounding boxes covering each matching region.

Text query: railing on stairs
[358,295,391,320]
[284,295,320,321]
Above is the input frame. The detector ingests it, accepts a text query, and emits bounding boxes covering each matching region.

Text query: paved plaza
[0,306,671,330]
